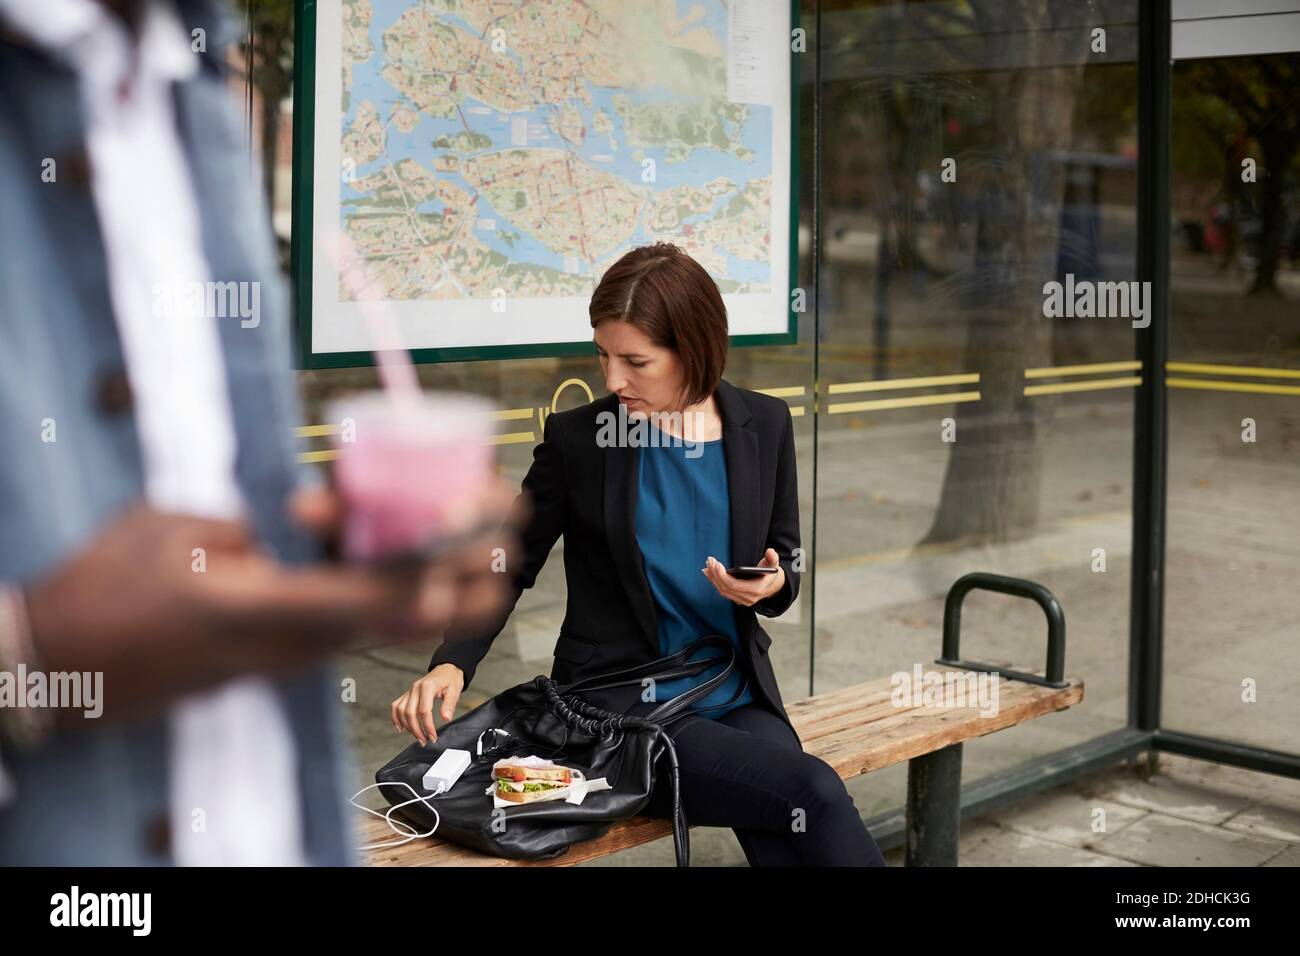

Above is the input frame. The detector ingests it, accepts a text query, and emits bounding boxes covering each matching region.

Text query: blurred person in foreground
[0,0,516,864]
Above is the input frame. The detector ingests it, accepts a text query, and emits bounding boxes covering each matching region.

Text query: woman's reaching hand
[391,663,465,745]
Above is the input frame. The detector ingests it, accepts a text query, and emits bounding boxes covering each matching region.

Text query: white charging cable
[350,781,446,851]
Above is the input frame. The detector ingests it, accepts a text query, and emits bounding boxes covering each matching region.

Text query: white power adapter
[422,748,471,795]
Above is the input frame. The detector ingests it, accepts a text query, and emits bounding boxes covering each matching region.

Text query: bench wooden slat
[812,680,1084,778]
[783,659,1028,741]
[358,667,1084,866]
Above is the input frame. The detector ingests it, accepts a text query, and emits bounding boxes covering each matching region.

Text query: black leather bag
[374,634,748,865]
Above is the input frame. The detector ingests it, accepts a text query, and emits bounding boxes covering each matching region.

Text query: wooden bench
[359,572,1084,866]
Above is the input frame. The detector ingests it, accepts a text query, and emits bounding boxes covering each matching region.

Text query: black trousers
[633,701,887,866]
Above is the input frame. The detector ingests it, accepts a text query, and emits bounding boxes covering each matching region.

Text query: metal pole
[1129,0,1171,735]
[808,0,821,700]
[905,744,963,866]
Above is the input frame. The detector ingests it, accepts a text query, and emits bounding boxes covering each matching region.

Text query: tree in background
[234,0,295,222]
[820,0,1114,548]
[1179,53,1300,296]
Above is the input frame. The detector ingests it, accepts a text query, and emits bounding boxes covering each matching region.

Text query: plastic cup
[325,391,496,563]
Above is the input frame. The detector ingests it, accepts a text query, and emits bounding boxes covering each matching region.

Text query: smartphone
[725,565,779,579]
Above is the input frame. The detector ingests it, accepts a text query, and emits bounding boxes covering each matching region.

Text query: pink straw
[323,229,422,403]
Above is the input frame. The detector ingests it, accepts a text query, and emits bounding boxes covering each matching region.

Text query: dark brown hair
[588,242,728,409]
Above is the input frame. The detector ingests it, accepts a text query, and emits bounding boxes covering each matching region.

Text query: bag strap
[650,670,752,724]
[642,650,742,724]
[559,634,744,726]
[559,634,734,695]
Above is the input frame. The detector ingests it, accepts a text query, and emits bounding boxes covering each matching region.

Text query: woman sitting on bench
[391,242,886,867]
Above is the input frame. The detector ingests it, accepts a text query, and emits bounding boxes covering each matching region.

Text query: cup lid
[324,390,496,444]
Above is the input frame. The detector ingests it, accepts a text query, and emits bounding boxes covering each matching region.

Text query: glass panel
[256,0,1150,850]
[815,0,1140,818]
[279,3,817,850]
[1164,47,1300,753]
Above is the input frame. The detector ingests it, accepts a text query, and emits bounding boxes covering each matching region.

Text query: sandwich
[492,763,574,803]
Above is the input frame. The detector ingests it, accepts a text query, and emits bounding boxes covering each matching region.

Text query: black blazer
[430,377,803,742]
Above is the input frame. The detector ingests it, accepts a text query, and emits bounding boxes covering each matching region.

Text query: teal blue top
[634,423,753,719]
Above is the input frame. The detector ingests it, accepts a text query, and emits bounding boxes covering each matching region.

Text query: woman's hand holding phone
[702,548,785,607]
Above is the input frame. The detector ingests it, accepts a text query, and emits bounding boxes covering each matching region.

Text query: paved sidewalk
[951,752,1299,867]
[574,751,1300,866]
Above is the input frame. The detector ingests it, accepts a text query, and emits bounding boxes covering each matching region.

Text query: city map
[309,0,791,358]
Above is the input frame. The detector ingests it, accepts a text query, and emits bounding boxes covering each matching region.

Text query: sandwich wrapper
[487,755,613,809]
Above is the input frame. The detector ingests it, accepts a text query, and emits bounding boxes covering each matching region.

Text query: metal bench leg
[905,742,963,866]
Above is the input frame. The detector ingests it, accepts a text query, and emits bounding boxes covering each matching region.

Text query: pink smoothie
[327,392,495,562]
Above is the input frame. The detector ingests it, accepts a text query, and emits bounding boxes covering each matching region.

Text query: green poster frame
[291,0,801,369]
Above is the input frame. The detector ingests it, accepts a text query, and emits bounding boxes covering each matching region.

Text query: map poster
[293,0,798,368]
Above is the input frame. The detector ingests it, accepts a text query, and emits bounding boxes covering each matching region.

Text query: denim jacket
[0,0,354,864]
